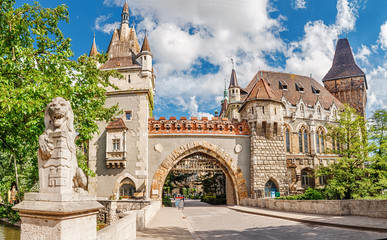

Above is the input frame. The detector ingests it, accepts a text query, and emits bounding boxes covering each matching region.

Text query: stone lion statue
[38,97,87,193]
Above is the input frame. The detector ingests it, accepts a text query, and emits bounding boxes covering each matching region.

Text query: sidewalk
[229,205,387,232]
[136,205,194,240]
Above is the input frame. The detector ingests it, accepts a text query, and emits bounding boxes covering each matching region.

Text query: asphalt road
[181,199,387,240]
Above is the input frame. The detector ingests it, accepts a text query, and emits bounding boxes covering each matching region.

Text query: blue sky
[17,0,387,119]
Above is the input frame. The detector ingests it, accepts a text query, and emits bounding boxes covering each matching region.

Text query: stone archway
[150,141,248,204]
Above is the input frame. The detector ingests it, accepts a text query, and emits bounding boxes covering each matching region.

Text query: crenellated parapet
[148,116,250,135]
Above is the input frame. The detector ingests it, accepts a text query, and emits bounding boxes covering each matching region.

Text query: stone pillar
[14,198,102,240]
[13,97,103,240]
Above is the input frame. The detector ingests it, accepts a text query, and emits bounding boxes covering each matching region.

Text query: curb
[228,206,387,233]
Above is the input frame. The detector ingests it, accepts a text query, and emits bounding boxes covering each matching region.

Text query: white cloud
[172,96,214,118]
[378,21,387,50]
[100,0,387,117]
[95,15,120,34]
[335,0,357,33]
[355,45,371,64]
[285,0,359,81]
[294,0,306,9]
[104,0,285,115]
[367,64,387,110]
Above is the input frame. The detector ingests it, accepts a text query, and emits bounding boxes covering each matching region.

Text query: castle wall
[88,92,149,198]
[148,135,251,197]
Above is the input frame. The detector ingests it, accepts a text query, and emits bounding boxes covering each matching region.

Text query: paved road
[180,199,387,240]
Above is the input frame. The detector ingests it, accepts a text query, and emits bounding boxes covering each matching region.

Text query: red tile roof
[246,77,280,101]
[106,118,128,130]
[100,56,140,70]
[243,71,343,109]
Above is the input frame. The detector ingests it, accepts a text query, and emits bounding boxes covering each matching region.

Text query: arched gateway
[150,141,248,204]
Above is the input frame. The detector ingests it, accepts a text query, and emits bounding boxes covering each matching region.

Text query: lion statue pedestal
[13,97,103,240]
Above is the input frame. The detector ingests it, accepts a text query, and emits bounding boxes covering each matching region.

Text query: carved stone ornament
[37,97,87,194]
[235,144,243,153]
[154,144,163,153]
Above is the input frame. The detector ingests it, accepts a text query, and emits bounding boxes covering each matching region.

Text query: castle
[87,3,367,204]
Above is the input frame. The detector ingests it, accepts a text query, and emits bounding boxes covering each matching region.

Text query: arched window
[316,127,325,154]
[298,126,308,153]
[120,184,135,198]
[264,179,278,198]
[301,170,314,188]
[284,127,291,152]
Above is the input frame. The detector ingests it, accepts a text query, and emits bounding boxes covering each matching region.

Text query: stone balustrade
[241,198,387,218]
[148,116,250,135]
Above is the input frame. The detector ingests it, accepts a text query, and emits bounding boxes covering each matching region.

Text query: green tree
[0,0,120,199]
[368,109,387,195]
[318,106,371,199]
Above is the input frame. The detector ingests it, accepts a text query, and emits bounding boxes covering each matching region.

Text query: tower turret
[138,34,153,77]
[121,2,129,26]
[322,38,367,116]
[228,68,241,102]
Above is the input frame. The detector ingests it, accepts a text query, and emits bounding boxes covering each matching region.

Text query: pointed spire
[223,78,228,100]
[322,38,365,81]
[121,1,130,26]
[122,1,129,14]
[89,34,98,57]
[141,31,151,52]
[229,68,239,88]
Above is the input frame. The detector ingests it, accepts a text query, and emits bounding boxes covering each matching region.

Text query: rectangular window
[262,121,267,137]
[128,75,131,83]
[113,139,120,150]
[286,129,290,152]
[304,131,308,153]
[299,131,303,152]
[125,111,132,120]
[316,134,320,153]
[273,122,278,136]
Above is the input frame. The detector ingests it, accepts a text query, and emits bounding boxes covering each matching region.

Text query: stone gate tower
[322,38,367,116]
[88,2,155,199]
[239,76,287,198]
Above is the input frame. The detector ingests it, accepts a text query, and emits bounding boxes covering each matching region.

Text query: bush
[201,195,226,205]
[276,188,324,200]
[162,196,172,207]
[0,203,20,223]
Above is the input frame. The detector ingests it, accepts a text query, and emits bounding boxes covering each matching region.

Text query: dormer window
[295,82,304,92]
[311,85,320,94]
[279,80,288,90]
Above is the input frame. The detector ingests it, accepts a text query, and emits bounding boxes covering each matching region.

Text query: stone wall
[97,200,161,230]
[241,198,387,218]
[250,134,288,197]
[97,211,136,240]
[97,200,150,225]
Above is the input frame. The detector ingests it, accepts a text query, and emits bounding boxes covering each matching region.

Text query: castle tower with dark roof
[322,38,367,116]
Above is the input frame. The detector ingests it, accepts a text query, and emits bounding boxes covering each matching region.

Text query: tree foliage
[318,106,372,199]
[367,109,387,195]
[0,0,120,199]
